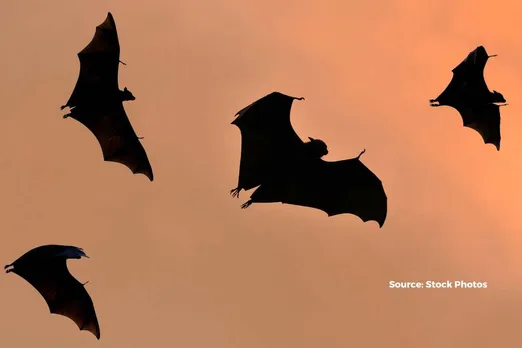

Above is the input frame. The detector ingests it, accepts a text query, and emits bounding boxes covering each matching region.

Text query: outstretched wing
[12,260,100,339]
[433,46,492,105]
[69,104,154,181]
[249,157,387,227]
[232,92,305,191]
[454,103,501,150]
[64,12,120,109]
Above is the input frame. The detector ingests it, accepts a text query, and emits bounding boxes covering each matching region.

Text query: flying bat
[429,46,507,150]
[230,92,387,227]
[61,12,153,180]
[5,245,100,339]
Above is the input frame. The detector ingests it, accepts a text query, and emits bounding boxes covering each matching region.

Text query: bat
[4,245,100,339]
[230,92,387,227]
[429,46,507,150]
[61,12,153,181]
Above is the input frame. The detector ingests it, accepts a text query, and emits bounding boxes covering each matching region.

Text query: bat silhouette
[61,12,153,180]
[429,46,507,150]
[230,92,387,227]
[5,245,100,339]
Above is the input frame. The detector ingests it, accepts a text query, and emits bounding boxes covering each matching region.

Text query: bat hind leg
[240,200,253,209]
[230,187,241,198]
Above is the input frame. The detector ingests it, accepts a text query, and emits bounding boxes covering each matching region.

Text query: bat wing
[64,12,120,109]
[249,157,387,227]
[12,260,100,339]
[232,92,305,191]
[454,103,501,150]
[433,46,491,105]
[69,103,154,181]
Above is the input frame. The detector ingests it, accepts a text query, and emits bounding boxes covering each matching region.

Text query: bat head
[55,246,89,260]
[306,137,329,158]
[491,90,506,103]
[121,87,136,101]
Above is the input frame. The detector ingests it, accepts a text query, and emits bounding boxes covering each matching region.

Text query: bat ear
[308,137,315,141]
[124,87,128,91]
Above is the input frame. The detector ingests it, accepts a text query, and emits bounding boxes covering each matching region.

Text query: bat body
[61,12,153,180]
[5,245,100,339]
[430,46,507,150]
[230,92,387,227]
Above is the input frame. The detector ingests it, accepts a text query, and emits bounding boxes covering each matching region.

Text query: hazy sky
[1,0,522,347]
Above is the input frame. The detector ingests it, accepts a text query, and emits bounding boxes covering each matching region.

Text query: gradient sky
[1,0,522,347]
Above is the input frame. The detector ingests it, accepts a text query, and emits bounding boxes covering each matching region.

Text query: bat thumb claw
[357,149,366,159]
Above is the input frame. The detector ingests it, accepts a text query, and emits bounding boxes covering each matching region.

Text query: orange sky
[1,0,522,347]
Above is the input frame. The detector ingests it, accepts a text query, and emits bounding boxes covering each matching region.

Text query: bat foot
[60,105,67,110]
[230,187,241,198]
[4,264,13,273]
[63,114,71,119]
[240,200,252,209]
[429,99,440,107]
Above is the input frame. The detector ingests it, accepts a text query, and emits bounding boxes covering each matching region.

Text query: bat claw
[230,187,240,198]
[4,264,13,273]
[63,113,71,119]
[60,105,67,110]
[240,200,252,209]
